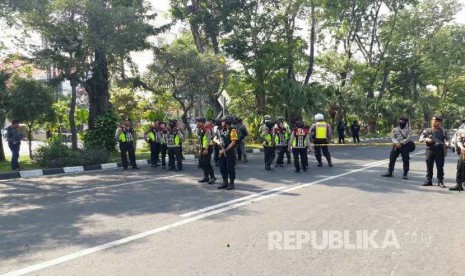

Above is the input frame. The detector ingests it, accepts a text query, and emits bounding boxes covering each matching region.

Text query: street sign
[217,90,231,108]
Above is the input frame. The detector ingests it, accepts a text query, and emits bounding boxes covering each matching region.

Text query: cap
[432,116,443,122]
[196,117,206,123]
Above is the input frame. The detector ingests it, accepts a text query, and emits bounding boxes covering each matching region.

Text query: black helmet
[222,115,235,124]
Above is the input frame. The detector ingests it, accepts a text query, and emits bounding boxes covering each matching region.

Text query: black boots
[227,179,235,190]
[423,178,433,186]
[198,175,209,183]
[208,177,217,185]
[381,171,393,177]
[438,180,446,188]
[449,183,463,191]
[218,179,229,189]
[218,179,235,190]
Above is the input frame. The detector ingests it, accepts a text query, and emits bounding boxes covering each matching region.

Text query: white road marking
[66,175,182,194]
[356,146,376,150]
[1,156,407,276]
[180,185,289,217]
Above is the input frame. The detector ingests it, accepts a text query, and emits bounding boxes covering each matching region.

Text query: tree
[3,0,161,130]
[146,37,225,138]
[0,70,10,162]
[7,78,54,158]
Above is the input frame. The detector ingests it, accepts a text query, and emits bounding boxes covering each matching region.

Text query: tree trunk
[69,78,78,150]
[86,49,110,129]
[27,123,33,159]
[181,110,193,139]
[304,1,316,85]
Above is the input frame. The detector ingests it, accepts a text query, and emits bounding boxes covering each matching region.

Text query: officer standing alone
[419,116,449,187]
[310,114,333,167]
[381,117,413,180]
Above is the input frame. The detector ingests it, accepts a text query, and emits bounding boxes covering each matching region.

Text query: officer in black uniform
[419,116,450,187]
[213,116,238,190]
[450,127,465,191]
[381,117,413,180]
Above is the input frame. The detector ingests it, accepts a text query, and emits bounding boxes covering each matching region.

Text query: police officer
[450,127,465,191]
[115,119,139,170]
[351,120,361,143]
[288,121,311,173]
[259,115,273,133]
[419,116,449,187]
[145,121,161,168]
[197,117,217,184]
[381,117,413,180]
[158,122,168,169]
[277,116,292,164]
[262,118,276,170]
[213,120,221,167]
[167,120,184,171]
[311,114,333,167]
[213,116,238,190]
[236,118,249,162]
[337,120,346,144]
[274,120,290,167]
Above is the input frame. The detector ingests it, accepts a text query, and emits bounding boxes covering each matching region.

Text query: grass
[0,155,40,173]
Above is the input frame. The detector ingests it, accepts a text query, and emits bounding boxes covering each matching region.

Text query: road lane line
[180,185,289,217]
[67,175,182,194]
[1,153,425,276]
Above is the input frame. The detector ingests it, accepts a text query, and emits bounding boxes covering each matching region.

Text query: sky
[1,0,465,70]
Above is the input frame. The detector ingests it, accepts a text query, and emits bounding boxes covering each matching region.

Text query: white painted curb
[101,163,118,170]
[20,170,44,178]
[63,166,84,174]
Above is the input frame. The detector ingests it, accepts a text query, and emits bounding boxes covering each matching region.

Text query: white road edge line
[1,153,425,276]
[67,175,182,194]
[180,185,289,217]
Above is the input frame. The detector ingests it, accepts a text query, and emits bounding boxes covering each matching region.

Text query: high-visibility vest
[199,130,209,149]
[119,132,126,142]
[148,132,156,142]
[292,129,308,147]
[315,122,328,139]
[274,128,289,145]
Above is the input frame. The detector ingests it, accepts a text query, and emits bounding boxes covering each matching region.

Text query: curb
[0,150,267,180]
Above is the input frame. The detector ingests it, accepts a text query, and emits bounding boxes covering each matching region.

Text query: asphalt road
[1,144,465,276]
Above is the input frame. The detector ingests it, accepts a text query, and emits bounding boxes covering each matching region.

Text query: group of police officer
[116,114,465,192]
[382,115,465,191]
[259,114,334,172]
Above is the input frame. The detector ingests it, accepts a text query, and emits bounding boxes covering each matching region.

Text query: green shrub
[34,137,110,168]
[83,110,119,151]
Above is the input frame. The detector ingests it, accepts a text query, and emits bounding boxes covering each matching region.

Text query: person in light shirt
[381,117,413,180]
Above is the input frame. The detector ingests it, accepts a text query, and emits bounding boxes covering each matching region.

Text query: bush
[34,137,110,168]
[83,110,119,151]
